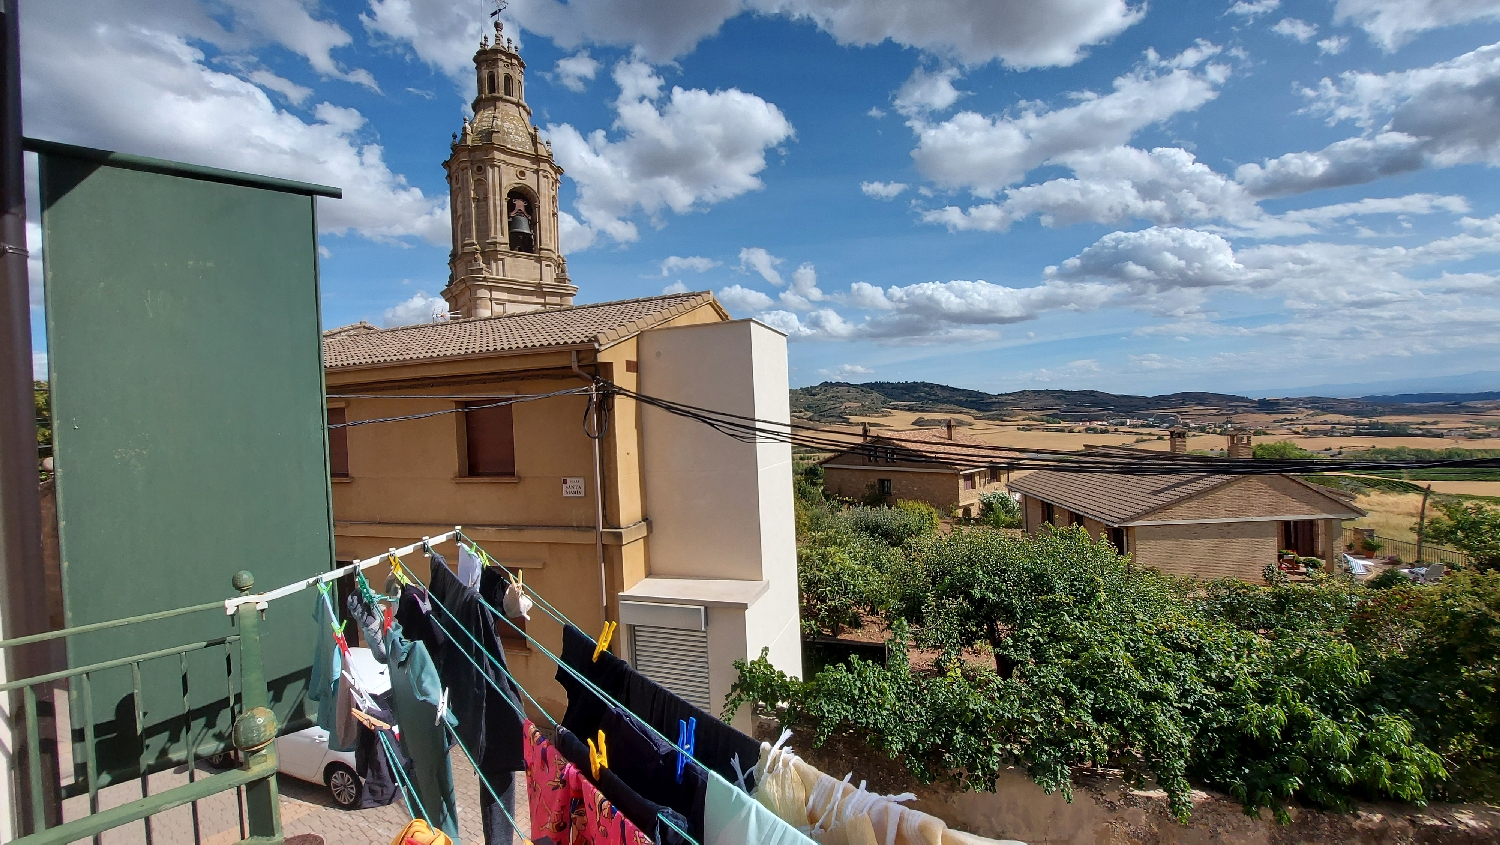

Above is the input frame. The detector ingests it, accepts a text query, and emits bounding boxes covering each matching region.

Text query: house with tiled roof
[320,28,801,729]
[818,420,1010,517]
[1008,465,1364,581]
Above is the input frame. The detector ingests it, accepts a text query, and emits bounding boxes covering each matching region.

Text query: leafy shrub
[797,532,898,636]
[1253,440,1318,460]
[894,499,940,533]
[1352,572,1500,800]
[1423,501,1500,571]
[978,491,1022,528]
[1367,567,1410,590]
[846,504,938,546]
[775,482,1500,819]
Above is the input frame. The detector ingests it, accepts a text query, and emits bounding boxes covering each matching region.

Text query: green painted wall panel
[39,147,336,786]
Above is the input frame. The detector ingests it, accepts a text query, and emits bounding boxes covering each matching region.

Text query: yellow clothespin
[587,730,609,779]
[592,621,617,662]
[389,552,413,586]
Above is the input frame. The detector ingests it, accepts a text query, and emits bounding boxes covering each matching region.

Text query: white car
[210,648,390,810]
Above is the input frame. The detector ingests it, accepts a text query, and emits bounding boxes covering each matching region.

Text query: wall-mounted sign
[562,477,586,497]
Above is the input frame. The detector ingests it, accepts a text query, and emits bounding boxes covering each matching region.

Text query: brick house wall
[1131,520,1280,581]
[823,465,962,509]
[1148,475,1349,523]
[823,453,1003,513]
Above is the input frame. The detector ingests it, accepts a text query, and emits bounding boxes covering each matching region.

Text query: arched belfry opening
[506,188,536,253]
[486,71,496,95]
[503,74,513,97]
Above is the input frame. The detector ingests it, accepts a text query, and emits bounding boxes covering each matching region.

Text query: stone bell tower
[442,19,576,318]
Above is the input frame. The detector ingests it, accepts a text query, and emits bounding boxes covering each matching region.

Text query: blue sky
[21,1,1500,395]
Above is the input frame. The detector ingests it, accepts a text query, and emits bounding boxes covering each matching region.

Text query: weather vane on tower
[490,0,507,36]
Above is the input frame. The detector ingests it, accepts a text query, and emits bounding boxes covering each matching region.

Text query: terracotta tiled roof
[323,292,721,369]
[1008,471,1232,525]
[822,427,999,469]
[879,428,992,449]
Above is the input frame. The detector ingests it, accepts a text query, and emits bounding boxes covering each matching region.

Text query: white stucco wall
[635,319,803,725]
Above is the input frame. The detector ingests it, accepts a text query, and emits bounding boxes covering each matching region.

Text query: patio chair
[1420,563,1446,584]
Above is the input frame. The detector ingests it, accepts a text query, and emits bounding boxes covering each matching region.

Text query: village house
[819,420,1008,516]
[1009,445,1364,581]
[320,30,800,728]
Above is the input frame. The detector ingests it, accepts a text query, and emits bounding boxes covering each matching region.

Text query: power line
[316,377,1500,476]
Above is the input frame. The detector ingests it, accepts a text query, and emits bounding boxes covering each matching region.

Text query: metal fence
[1342,527,1471,568]
[2,572,283,845]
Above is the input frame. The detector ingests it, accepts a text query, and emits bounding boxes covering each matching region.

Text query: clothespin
[587,730,609,779]
[435,688,450,726]
[389,552,413,586]
[731,752,749,792]
[592,621,617,662]
[352,708,391,732]
[676,716,696,783]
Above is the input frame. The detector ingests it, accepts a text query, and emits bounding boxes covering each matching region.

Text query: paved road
[62,751,530,845]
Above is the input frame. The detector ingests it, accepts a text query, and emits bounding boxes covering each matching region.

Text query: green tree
[35,380,51,480]
[1423,501,1500,571]
[1253,440,1316,460]
[978,491,1021,528]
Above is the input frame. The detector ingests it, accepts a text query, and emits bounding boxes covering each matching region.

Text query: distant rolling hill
[790,381,1500,423]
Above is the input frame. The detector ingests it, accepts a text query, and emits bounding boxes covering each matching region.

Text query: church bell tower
[442,19,575,318]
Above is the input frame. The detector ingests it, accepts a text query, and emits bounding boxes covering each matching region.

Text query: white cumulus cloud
[923,146,1257,232]
[738,247,785,286]
[909,44,1228,196]
[819,364,874,378]
[717,284,776,313]
[779,263,826,310]
[659,255,721,275]
[1227,0,1279,18]
[861,181,909,200]
[502,0,1143,68]
[384,291,449,326]
[893,67,964,116]
[23,1,449,245]
[1272,18,1318,43]
[1236,42,1500,197]
[554,51,600,92]
[545,59,793,245]
[1333,0,1500,51]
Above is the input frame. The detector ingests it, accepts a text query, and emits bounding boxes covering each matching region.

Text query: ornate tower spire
[442,15,574,318]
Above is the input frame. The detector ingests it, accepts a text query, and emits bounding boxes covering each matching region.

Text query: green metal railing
[2,572,284,844]
[1342,527,1471,568]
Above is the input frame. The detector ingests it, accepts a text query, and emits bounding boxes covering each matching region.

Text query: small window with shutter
[464,402,516,477]
[328,406,350,478]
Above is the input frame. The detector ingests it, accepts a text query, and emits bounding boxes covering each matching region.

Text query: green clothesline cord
[375,712,428,823]
[414,541,707,845]
[442,720,528,841]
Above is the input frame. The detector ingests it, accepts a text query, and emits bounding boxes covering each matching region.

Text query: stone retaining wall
[783,728,1498,845]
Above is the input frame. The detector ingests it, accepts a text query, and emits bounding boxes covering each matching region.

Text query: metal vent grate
[631,625,711,711]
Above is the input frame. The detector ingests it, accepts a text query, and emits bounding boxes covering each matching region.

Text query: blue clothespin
[676,716,696,783]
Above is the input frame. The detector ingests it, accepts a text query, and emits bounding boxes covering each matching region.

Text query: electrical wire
[318,376,1500,475]
[328,386,592,429]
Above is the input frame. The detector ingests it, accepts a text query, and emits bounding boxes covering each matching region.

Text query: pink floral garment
[567,766,653,845]
[524,720,580,844]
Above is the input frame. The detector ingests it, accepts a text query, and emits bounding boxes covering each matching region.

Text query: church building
[320,21,802,728]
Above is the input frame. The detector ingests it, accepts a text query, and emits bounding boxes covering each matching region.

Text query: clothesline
[314,534,709,845]
[222,528,463,614]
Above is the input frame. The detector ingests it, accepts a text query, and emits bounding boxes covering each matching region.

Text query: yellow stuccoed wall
[326,303,723,720]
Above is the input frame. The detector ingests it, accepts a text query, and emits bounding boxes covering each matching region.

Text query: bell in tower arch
[507,191,535,253]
